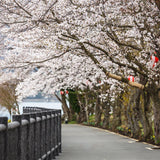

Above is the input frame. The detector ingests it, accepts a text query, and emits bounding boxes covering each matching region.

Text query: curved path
[57,124,160,160]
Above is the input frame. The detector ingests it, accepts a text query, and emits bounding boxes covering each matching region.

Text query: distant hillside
[22,92,59,102]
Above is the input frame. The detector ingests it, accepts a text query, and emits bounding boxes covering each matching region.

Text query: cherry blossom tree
[0,0,160,143]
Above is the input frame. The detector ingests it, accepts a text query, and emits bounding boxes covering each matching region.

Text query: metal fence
[0,107,61,160]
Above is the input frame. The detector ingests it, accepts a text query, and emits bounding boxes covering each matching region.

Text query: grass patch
[89,114,95,122]
[68,121,77,124]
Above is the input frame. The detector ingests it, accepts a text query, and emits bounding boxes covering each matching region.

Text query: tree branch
[40,0,58,21]
[106,30,142,51]
[13,0,32,17]
[155,0,160,10]
[84,41,147,77]
[54,93,62,103]
[2,50,69,69]
[79,42,144,89]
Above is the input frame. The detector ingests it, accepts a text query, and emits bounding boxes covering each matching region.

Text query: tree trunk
[126,103,134,137]
[155,0,160,11]
[68,100,75,121]
[77,93,87,123]
[61,93,71,121]
[151,85,160,144]
[112,99,122,131]
[139,91,153,141]
[95,94,102,127]
[127,88,141,138]
[132,91,141,138]
[85,94,89,122]
[102,104,110,129]
[153,101,160,144]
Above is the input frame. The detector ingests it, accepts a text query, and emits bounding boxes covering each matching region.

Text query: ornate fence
[0,107,61,160]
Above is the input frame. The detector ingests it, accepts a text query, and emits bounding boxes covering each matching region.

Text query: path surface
[57,124,160,160]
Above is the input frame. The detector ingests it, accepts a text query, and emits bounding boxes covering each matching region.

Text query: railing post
[21,106,62,159]
[41,111,47,159]
[58,110,62,153]
[51,110,56,159]
[36,112,42,159]
[30,113,37,160]
[46,111,52,160]
[23,107,26,113]
[12,115,22,160]
[22,114,31,160]
[0,117,8,160]
[55,111,59,156]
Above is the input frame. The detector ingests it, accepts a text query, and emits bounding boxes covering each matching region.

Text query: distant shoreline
[22,99,59,103]
[0,101,62,119]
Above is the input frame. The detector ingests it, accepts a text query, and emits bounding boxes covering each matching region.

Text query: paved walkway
[57,124,160,160]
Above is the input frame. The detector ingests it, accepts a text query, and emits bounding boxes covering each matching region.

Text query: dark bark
[151,84,160,144]
[85,94,89,122]
[61,93,71,121]
[102,104,110,129]
[95,94,102,127]
[155,0,160,11]
[77,93,87,123]
[139,91,153,141]
[69,102,75,120]
[153,104,160,144]
[112,98,122,131]
[54,93,71,121]
[127,89,141,138]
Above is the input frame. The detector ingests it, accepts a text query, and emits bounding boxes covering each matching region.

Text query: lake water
[0,101,62,119]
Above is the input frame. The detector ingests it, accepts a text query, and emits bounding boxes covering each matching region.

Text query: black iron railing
[0,107,61,160]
